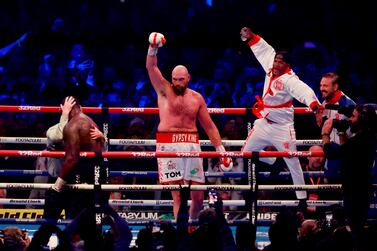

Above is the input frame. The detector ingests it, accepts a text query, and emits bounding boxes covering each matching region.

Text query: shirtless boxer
[45,96,104,177]
[43,98,105,219]
[146,32,232,220]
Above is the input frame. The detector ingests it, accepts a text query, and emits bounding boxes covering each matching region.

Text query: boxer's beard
[172,85,186,95]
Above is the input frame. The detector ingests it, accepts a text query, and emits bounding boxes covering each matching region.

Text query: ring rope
[9,218,377,228]
[0,137,323,147]
[0,218,275,227]
[0,183,345,191]
[0,169,325,178]
[0,198,343,207]
[0,105,313,114]
[0,150,325,158]
[0,104,363,232]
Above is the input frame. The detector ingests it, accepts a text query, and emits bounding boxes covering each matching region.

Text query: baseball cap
[275,50,292,66]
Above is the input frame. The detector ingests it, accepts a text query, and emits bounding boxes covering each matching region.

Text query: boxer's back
[64,113,102,152]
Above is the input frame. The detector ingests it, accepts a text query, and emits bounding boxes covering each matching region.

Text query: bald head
[172,65,189,76]
[171,65,190,95]
[299,219,318,238]
[309,145,323,152]
[308,145,325,171]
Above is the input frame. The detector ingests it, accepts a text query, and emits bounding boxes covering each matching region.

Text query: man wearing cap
[239,27,321,210]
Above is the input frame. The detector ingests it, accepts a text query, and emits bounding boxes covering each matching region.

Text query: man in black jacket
[321,104,377,251]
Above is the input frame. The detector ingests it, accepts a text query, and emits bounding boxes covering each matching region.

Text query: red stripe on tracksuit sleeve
[248,35,261,46]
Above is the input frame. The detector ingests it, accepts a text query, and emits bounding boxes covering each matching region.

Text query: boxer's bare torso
[157,87,204,132]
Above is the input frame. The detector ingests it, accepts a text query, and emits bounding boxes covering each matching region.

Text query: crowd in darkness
[0,1,375,183]
[0,0,375,191]
[0,2,375,124]
[0,1,377,250]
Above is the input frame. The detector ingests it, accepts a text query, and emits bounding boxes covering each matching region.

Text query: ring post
[248,151,259,226]
[245,107,258,225]
[101,106,110,185]
[94,151,104,236]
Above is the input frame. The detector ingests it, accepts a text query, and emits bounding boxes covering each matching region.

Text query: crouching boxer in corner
[43,97,107,220]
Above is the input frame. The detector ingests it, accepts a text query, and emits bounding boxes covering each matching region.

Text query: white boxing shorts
[156,132,204,184]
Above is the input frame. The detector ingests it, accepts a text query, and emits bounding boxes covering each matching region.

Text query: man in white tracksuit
[240,27,321,207]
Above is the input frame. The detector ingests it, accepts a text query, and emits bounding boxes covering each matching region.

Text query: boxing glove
[149,32,166,48]
[216,145,233,172]
[148,32,166,56]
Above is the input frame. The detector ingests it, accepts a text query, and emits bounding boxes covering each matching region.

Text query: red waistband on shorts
[156,132,199,143]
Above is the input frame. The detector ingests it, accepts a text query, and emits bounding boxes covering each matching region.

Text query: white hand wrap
[52,177,66,192]
[215,145,226,153]
[148,46,159,56]
[216,145,233,172]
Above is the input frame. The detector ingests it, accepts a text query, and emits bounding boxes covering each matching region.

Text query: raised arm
[240,27,276,73]
[0,32,30,58]
[145,32,171,95]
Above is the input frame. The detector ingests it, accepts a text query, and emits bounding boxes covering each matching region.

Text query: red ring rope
[0,105,313,114]
[0,150,325,158]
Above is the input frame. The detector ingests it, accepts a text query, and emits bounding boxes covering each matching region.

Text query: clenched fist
[149,32,166,48]
[216,145,233,172]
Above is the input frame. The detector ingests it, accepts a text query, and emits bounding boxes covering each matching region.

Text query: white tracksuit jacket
[242,35,320,200]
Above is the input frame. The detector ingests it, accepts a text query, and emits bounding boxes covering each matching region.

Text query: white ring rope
[0,137,322,147]
[0,218,274,226]
[0,183,345,191]
[0,169,325,178]
[0,198,343,207]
